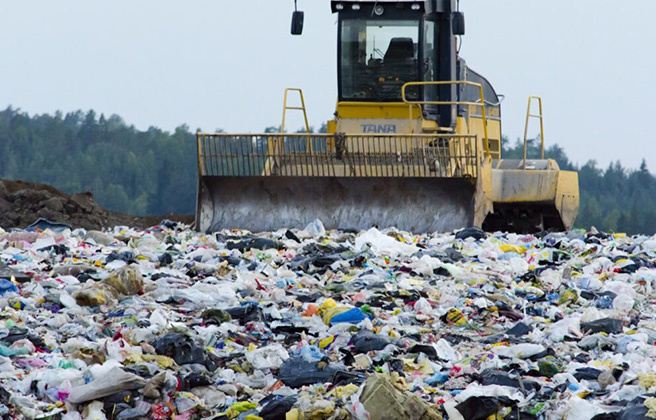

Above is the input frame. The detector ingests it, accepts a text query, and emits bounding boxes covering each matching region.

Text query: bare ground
[0,179,194,231]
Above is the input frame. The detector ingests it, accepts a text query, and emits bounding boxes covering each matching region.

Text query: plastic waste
[259,396,298,420]
[505,322,532,337]
[354,228,419,256]
[613,293,635,312]
[455,226,487,241]
[325,307,367,325]
[1,219,656,419]
[83,230,116,246]
[152,333,210,367]
[479,369,540,392]
[226,238,282,251]
[349,330,396,353]
[68,367,146,403]
[277,357,345,388]
[0,278,18,295]
[245,344,289,369]
[116,401,150,419]
[202,308,232,325]
[581,318,624,334]
[83,401,107,420]
[26,217,72,233]
[73,282,119,306]
[103,266,144,296]
[456,396,506,420]
[303,219,326,237]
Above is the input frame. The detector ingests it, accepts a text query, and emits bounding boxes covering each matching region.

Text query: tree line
[0,106,654,234]
[0,107,196,216]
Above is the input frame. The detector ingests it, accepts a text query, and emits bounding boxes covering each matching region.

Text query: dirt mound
[0,179,194,231]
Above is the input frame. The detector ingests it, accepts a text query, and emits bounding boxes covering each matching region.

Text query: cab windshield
[340,19,420,102]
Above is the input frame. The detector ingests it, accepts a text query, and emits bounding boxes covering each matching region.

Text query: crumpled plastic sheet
[0,223,656,419]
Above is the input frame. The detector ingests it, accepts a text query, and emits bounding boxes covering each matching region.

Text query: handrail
[196,133,205,176]
[281,88,311,135]
[401,81,490,157]
[281,88,311,153]
[523,95,545,169]
[475,97,504,107]
[196,132,476,138]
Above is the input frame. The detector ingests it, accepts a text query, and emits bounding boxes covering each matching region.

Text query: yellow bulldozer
[195,0,579,233]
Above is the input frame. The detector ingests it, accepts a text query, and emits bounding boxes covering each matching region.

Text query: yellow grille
[197,133,480,178]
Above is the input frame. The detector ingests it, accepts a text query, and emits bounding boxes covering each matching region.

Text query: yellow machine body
[195,1,579,233]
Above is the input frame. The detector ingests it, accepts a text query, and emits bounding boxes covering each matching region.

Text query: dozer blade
[197,176,476,233]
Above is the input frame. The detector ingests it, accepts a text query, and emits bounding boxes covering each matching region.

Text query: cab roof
[331,1,425,13]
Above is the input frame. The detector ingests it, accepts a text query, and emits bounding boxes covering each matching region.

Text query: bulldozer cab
[334,0,461,130]
[338,10,421,102]
[195,0,579,234]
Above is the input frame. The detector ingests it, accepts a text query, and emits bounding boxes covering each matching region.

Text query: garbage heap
[0,220,656,420]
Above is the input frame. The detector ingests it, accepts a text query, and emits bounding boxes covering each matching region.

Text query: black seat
[384,37,414,64]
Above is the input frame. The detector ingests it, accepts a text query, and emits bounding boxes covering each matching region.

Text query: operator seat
[383,37,417,98]
[384,37,415,64]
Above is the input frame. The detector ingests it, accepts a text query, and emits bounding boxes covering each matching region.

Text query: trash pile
[1,220,656,420]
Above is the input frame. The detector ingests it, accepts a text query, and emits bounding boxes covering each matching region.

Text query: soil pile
[0,179,193,230]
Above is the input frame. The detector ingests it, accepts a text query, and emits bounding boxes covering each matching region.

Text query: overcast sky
[1,1,654,169]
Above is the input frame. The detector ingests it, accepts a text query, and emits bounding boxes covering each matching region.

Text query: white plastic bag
[355,228,419,257]
[245,343,290,369]
[491,343,546,359]
[68,367,146,404]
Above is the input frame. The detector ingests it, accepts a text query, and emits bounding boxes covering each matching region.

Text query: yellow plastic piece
[321,306,350,325]
[224,402,258,419]
[286,409,302,420]
[403,358,434,377]
[559,290,578,305]
[310,335,337,349]
[445,308,467,326]
[644,397,656,418]
[331,384,360,399]
[308,403,335,419]
[321,299,338,309]
[124,354,176,368]
[499,244,527,254]
[639,373,656,389]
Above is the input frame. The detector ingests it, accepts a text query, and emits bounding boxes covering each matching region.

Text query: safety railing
[401,81,491,157]
[281,88,311,135]
[197,133,480,179]
[523,95,545,169]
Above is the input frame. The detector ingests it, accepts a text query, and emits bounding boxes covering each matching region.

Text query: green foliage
[0,106,197,215]
[503,137,656,235]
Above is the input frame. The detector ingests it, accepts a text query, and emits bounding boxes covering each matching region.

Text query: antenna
[372,1,378,17]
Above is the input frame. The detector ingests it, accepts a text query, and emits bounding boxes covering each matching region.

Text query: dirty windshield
[340,19,420,101]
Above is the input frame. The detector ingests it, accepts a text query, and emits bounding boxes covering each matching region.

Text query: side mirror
[291,11,304,35]
[453,12,465,36]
